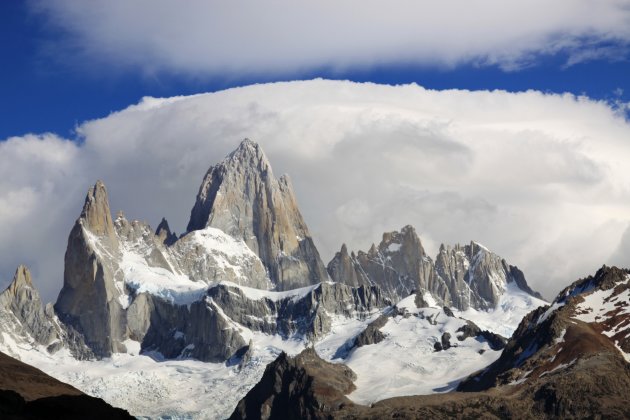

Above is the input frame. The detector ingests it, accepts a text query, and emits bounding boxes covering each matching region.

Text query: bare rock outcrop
[229,348,357,420]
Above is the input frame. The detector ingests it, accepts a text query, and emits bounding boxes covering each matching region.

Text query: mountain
[0,265,92,360]
[0,266,58,351]
[0,139,556,418]
[231,265,630,419]
[328,225,542,309]
[187,138,329,290]
[458,265,630,391]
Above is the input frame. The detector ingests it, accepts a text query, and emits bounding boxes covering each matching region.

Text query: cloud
[2,80,630,302]
[30,0,630,76]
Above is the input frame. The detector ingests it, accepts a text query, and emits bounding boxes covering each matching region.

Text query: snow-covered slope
[116,219,273,305]
[0,277,546,419]
[339,284,546,404]
[343,296,501,404]
[0,307,379,419]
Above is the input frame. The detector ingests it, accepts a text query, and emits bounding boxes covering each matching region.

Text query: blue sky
[1,1,629,140]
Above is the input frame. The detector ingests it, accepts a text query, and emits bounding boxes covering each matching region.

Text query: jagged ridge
[328,225,543,310]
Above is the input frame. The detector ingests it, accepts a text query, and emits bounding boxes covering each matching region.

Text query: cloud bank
[31,0,630,75]
[2,80,630,302]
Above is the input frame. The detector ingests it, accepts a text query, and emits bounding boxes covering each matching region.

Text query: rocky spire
[0,266,57,347]
[2,265,33,298]
[79,180,118,248]
[55,180,127,357]
[186,139,329,290]
[327,244,363,288]
[155,217,177,245]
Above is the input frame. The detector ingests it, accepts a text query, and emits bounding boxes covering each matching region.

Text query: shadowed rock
[230,348,357,420]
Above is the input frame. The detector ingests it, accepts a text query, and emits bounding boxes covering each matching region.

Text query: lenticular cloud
[31,1,630,74]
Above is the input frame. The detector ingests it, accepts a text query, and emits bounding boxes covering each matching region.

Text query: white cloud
[2,80,630,302]
[30,0,630,75]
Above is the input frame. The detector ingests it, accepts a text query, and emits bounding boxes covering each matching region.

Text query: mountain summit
[187,138,329,290]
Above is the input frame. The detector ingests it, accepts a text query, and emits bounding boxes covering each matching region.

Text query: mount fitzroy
[1,138,625,418]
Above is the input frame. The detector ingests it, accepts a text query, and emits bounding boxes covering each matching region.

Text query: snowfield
[0,280,546,419]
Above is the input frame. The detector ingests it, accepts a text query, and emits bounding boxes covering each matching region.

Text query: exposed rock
[205,282,389,342]
[328,225,438,303]
[229,348,357,420]
[329,227,543,310]
[236,339,254,370]
[234,268,630,418]
[0,266,57,347]
[187,139,329,290]
[54,177,273,359]
[351,311,392,349]
[455,321,507,351]
[443,306,454,317]
[129,280,390,363]
[155,217,177,245]
[433,241,530,310]
[440,332,452,350]
[55,181,127,358]
[136,294,247,363]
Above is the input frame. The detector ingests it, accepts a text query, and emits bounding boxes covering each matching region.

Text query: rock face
[187,139,329,290]
[54,178,273,358]
[208,282,388,340]
[328,226,542,309]
[229,348,358,420]
[138,295,249,362]
[155,217,177,245]
[327,226,434,303]
[137,281,389,362]
[433,242,542,309]
[55,180,128,357]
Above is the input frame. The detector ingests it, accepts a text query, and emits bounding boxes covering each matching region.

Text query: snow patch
[222,281,320,302]
[573,287,629,324]
[386,243,401,253]
[121,249,208,305]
